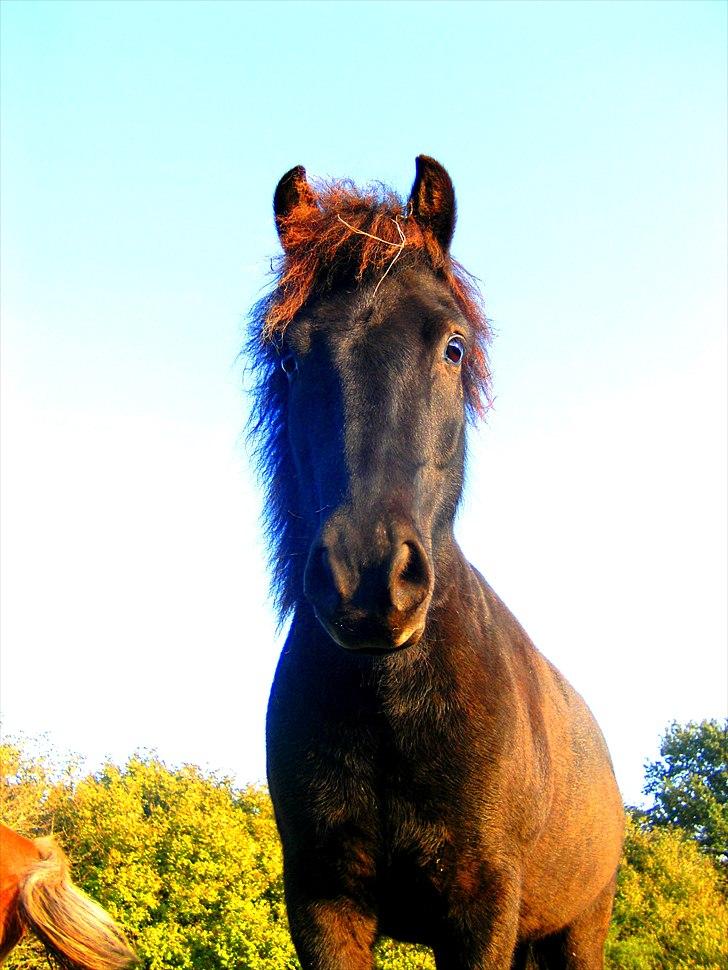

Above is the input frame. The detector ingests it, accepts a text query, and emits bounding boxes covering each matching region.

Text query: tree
[643,719,728,864]
[606,813,728,969]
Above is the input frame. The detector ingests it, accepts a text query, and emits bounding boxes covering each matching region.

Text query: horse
[0,823,136,968]
[249,156,625,969]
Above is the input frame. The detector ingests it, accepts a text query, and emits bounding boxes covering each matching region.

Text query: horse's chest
[269,665,496,941]
[269,645,488,838]
[305,744,475,940]
[298,698,480,866]
[302,690,461,805]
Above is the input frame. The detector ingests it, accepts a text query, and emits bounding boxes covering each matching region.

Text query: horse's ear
[273,166,316,247]
[408,155,456,252]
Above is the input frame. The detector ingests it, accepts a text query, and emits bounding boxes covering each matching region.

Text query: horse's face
[260,157,486,652]
[279,261,468,653]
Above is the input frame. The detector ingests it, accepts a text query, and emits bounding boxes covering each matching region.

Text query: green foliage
[3,725,728,969]
[606,814,728,969]
[7,752,297,970]
[0,737,79,833]
[374,938,434,969]
[643,719,728,864]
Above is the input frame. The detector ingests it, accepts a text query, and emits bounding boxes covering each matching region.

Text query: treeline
[1,720,726,969]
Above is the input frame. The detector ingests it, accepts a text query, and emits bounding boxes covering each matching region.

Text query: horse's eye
[280,353,297,377]
[444,335,466,366]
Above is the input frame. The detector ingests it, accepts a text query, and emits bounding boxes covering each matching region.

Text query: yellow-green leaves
[606,815,728,969]
[3,736,727,969]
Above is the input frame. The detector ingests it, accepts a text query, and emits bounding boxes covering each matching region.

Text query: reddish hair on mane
[263,177,492,415]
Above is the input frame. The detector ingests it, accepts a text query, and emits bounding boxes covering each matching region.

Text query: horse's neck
[428,536,490,625]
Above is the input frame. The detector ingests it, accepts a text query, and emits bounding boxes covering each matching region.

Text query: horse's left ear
[273,166,316,250]
[408,155,456,252]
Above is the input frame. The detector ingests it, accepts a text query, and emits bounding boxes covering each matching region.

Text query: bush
[607,814,728,969]
[3,739,727,968]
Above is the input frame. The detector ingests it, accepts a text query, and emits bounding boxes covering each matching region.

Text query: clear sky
[1,0,726,806]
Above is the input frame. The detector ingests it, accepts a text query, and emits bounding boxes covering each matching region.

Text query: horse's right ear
[273,166,316,247]
[409,155,456,252]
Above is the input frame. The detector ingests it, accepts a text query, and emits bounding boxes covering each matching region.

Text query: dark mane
[246,309,301,621]
[247,175,492,620]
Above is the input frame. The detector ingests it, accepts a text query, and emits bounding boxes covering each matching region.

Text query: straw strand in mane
[262,177,492,415]
[0,825,136,969]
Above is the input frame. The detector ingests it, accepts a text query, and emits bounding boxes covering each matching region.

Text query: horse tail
[16,836,137,970]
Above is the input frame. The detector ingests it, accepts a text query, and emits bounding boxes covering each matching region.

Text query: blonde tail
[17,837,136,970]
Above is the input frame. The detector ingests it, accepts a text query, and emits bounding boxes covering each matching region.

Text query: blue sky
[1,0,725,805]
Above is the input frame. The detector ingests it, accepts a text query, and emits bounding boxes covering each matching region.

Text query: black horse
[249,156,624,969]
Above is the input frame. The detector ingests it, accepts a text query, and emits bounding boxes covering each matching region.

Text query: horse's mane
[247,175,492,620]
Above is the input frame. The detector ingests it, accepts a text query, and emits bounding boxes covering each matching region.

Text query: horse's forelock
[260,176,492,415]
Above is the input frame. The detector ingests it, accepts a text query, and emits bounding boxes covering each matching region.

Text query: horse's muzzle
[303,517,434,652]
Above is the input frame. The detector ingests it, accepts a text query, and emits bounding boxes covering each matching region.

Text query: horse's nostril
[391,540,432,613]
[304,543,350,615]
[400,541,428,587]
